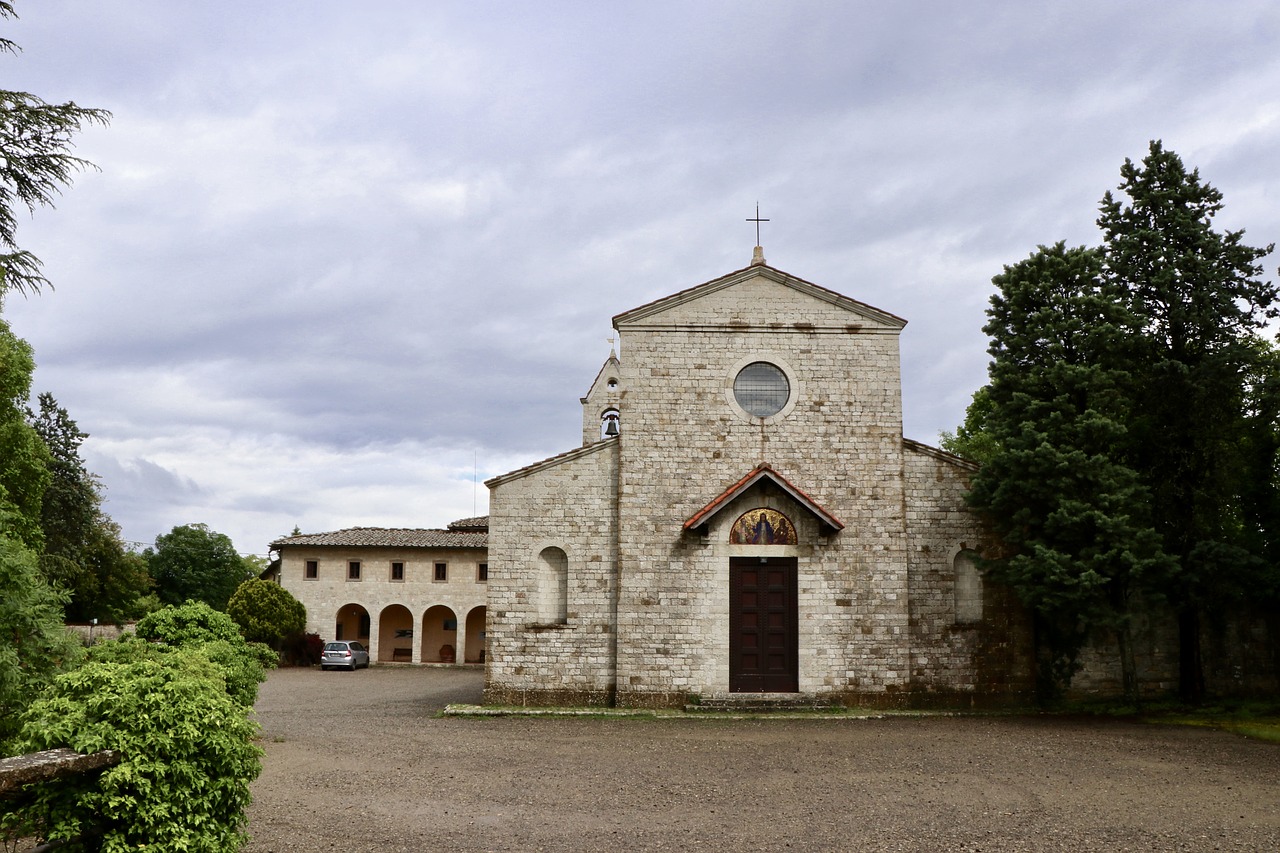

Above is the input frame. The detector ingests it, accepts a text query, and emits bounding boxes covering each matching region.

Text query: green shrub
[282,631,325,666]
[226,579,306,647]
[136,598,245,646]
[3,645,262,852]
[135,600,275,705]
[0,528,84,748]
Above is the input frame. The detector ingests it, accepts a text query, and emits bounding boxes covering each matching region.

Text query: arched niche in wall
[537,546,568,623]
[954,549,983,624]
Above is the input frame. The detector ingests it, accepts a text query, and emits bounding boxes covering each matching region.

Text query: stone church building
[483,250,1031,708]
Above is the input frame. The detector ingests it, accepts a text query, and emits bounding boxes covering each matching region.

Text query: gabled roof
[485,436,617,489]
[683,463,844,536]
[902,438,980,472]
[271,528,487,549]
[613,262,906,330]
[580,353,621,404]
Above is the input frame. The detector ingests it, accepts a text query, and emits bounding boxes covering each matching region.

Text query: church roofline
[579,353,621,404]
[683,463,845,535]
[485,437,618,489]
[902,437,980,472]
[612,263,907,331]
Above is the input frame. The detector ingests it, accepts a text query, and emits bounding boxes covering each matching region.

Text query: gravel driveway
[245,666,1280,852]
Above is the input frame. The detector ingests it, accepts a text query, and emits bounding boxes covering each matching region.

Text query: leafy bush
[2,644,262,852]
[226,578,306,647]
[0,527,84,748]
[282,630,325,666]
[135,598,244,646]
[135,600,276,704]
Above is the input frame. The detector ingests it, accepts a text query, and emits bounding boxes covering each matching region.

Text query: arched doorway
[421,605,458,663]
[464,606,487,663]
[378,604,414,662]
[334,603,370,644]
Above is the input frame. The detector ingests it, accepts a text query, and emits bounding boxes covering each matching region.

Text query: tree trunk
[1178,607,1205,704]
[1117,622,1139,706]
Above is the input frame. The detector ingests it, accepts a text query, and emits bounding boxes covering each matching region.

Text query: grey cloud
[5,0,1280,553]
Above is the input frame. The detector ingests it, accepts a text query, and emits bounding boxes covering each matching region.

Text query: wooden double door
[729,557,798,693]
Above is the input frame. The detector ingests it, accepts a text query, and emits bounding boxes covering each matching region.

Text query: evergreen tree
[967,242,1170,702]
[0,2,110,298]
[938,386,999,466]
[226,578,306,648]
[27,393,151,622]
[29,394,95,576]
[1099,141,1278,703]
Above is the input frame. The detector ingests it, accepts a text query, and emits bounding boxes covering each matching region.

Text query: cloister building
[274,518,489,665]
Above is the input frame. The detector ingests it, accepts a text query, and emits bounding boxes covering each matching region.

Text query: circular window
[733,362,790,417]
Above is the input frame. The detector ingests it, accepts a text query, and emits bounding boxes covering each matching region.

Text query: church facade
[483,252,1032,708]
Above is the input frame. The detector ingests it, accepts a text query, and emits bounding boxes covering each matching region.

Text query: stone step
[684,693,841,713]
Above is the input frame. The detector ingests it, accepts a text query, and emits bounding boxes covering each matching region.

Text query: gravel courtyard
[244,666,1280,852]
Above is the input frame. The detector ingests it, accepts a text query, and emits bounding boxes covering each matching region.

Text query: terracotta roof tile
[683,463,844,534]
[271,527,486,549]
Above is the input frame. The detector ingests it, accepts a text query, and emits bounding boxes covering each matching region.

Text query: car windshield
[324,643,346,651]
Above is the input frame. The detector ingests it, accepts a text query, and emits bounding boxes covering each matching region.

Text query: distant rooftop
[271,523,487,550]
[447,515,490,533]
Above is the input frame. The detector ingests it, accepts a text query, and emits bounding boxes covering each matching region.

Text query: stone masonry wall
[902,443,1033,705]
[484,440,619,706]
[613,272,914,706]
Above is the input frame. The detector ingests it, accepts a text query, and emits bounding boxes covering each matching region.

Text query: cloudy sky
[5,1,1280,556]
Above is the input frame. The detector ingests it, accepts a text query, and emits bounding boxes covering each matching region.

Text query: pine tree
[0,2,110,298]
[1099,141,1278,703]
[967,242,1170,702]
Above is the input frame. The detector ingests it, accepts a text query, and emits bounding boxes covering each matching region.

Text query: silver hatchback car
[319,641,370,670]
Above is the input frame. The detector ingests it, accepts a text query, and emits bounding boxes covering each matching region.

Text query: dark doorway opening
[729,557,798,692]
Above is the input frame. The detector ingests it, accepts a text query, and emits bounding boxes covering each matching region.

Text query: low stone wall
[65,622,135,644]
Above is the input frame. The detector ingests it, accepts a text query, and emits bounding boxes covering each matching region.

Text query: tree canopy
[965,241,1171,700]
[0,1,112,755]
[0,523,82,746]
[959,141,1280,704]
[0,2,110,298]
[146,524,253,611]
[0,318,49,551]
[28,393,152,623]
[1098,142,1278,703]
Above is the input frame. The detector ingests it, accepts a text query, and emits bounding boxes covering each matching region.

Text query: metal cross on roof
[746,203,769,247]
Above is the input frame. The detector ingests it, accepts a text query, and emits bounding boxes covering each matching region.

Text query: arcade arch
[464,606,487,663]
[378,604,414,662]
[422,604,459,663]
[335,603,370,643]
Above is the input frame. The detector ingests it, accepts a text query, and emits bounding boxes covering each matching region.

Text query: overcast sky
[5,1,1280,556]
